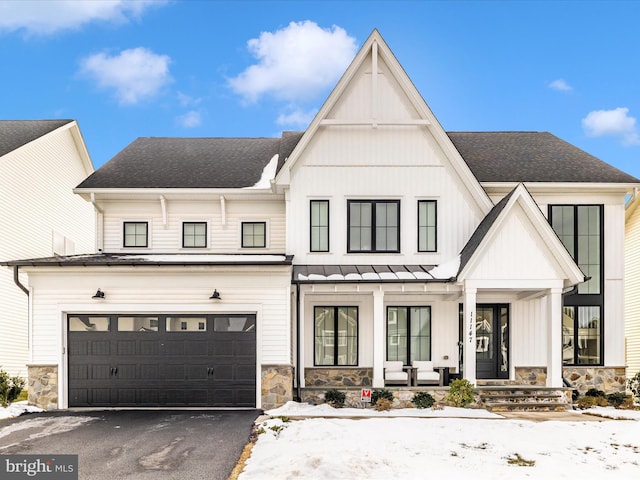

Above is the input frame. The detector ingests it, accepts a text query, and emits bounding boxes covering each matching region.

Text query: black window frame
[417,200,437,252]
[241,221,267,248]
[310,200,330,252]
[182,221,208,248]
[313,306,359,367]
[386,306,432,365]
[347,199,400,253]
[123,221,148,248]
[549,204,604,365]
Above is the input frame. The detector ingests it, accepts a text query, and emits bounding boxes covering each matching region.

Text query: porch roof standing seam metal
[292,263,458,283]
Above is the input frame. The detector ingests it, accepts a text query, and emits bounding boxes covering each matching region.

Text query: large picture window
[347,200,399,253]
[386,306,431,364]
[310,200,329,252]
[550,205,603,365]
[123,222,148,248]
[314,306,358,366]
[418,200,437,252]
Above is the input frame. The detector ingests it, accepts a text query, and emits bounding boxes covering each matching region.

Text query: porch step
[478,386,570,412]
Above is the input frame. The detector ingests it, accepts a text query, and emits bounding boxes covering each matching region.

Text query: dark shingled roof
[0,120,73,158]
[76,130,639,190]
[77,136,300,189]
[447,131,639,183]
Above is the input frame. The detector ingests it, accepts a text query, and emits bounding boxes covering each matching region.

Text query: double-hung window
[347,200,400,253]
[183,222,207,248]
[549,205,603,365]
[418,200,437,252]
[387,306,431,364]
[310,200,329,252]
[242,222,266,248]
[123,222,148,248]
[314,306,358,366]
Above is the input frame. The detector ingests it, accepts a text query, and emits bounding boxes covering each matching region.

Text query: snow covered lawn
[239,403,640,479]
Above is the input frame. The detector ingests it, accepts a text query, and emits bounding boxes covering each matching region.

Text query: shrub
[0,368,25,408]
[324,388,346,408]
[446,379,474,407]
[412,391,435,409]
[373,398,392,411]
[606,392,630,408]
[576,395,607,409]
[585,388,606,398]
[628,372,640,403]
[371,388,394,406]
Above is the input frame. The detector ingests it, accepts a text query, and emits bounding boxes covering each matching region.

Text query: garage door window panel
[69,316,110,332]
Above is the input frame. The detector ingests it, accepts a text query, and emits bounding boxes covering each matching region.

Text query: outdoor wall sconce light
[209,289,221,300]
[92,288,105,299]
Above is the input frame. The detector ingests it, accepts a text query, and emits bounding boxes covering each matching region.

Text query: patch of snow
[0,402,43,421]
[266,401,501,419]
[123,254,287,263]
[241,403,640,479]
[573,406,640,420]
[246,154,278,189]
[428,255,460,279]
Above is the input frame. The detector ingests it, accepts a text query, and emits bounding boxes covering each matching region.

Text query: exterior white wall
[101,198,285,254]
[25,266,291,407]
[625,201,640,380]
[0,126,95,376]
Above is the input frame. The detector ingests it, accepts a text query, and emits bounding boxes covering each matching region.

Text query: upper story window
[549,204,603,365]
[418,200,437,252]
[347,200,400,253]
[310,200,329,252]
[123,222,148,248]
[549,205,602,295]
[182,222,207,248]
[242,222,266,248]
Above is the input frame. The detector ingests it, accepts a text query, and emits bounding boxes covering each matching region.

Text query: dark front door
[68,314,256,407]
[475,304,509,379]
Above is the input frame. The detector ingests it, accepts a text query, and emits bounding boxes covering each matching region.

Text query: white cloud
[582,107,640,146]
[177,91,202,108]
[79,47,172,105]
[0,0,166,36]
[176,110,202,128]
[549,79,572,92]
[276,107,317,128]
[228,21,357,103]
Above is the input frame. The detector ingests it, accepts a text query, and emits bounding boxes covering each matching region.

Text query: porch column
[298,287,305,388]
[462,287,477,386]
[546,288,563,387]
[372,287,385,388]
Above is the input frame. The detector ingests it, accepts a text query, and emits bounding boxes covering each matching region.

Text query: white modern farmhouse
[4,31,637,410]
[0,120,95,379]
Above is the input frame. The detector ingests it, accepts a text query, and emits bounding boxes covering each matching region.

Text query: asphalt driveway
[0,409,260,480]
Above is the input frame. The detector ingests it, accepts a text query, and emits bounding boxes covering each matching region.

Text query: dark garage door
[68,314,256,407]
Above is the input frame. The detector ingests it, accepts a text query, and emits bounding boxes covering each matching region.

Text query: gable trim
[457,183,585,286]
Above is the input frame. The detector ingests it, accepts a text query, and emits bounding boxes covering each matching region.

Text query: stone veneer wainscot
[27,364,58,410]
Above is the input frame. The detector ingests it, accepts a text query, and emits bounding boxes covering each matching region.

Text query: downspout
[90,192,104,252]
[13,266,29,296]
[295,283,301,402]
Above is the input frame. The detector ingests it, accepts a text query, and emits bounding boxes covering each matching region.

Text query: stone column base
[261,364,293,410]
[27,364,58,410]
[514,366,547,386]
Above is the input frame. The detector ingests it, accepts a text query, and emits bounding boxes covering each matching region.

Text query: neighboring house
[0,120,95,379]
[625,194,640,382]
[3,31,637,410]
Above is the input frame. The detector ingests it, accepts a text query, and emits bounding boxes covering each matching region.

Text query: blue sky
[1,0,640,178]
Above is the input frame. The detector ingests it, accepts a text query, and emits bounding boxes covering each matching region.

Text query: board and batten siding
[625,200,640,379]
[101,199,285,253]
[26,267,291,367]
[0,125,95,376]
[287,127,484,265]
